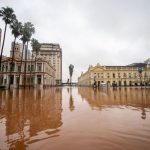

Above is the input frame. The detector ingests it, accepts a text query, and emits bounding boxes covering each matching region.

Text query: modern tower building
[33,43,62,85]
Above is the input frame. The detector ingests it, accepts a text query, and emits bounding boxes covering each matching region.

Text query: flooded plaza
[0,87,150,150]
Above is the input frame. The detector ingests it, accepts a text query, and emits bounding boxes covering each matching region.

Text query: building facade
[0,57,56,88]
[33,43,62,85]
[0,43,56,88]
[78,62,150,87]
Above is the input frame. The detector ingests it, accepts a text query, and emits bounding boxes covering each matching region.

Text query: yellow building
[78,62,150,86]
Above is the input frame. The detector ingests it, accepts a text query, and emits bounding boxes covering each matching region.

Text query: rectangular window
[0,77,3,84]
[124,73,126,78]
[18,66,21,72]
[31,65,34,71]
[134,73,136,78]
[113,73,115,78]
[28,65,30,71]
[37,75,41,84]
[6,66,8,72]
[2,65,5,72]
[37,65,41,71]
[129,73,131,78]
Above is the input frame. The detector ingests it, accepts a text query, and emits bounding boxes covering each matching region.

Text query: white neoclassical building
[0,43,56,88]
[0,57,56,88]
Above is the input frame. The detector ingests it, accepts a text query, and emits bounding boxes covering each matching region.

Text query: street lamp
[93,76,96,88]
[138,67,143,87]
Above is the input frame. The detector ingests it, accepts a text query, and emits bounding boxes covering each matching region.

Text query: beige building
[0,43,56,88]
[78,61,150,87]
[0,57,56,88]
[33,43,62,85]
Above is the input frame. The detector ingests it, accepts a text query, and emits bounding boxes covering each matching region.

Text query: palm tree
[18,25,27,88]
[30,38,41,88]
[69,64,74,85]
[23,22,35,88]
[31,38,41,57]
[18,22,35,88]
[8,19,22,89]
[0,7,16,70]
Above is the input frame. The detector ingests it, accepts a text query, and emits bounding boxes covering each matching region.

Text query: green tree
[30,38,41,87]
[18,22,35,88]
[31,38,41,57]
[23,22,35,88]
[69,64,74,84]
[8,19,22,89]
[0,7,16,70]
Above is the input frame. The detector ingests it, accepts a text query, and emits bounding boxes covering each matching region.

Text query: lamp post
[93,76,96,88]
[138,67,143,88]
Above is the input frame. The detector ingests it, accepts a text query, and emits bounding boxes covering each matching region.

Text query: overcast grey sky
[0,0,150,82]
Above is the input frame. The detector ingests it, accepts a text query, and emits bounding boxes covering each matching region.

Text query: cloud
[0,0,150,82]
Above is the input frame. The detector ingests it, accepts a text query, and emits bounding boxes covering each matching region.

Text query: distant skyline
[0,0,150,82]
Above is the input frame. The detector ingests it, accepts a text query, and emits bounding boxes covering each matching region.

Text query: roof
[126,63,147,67]
[106,66,128,67]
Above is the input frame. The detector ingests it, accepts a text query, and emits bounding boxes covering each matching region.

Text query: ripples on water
[0,87,150,150]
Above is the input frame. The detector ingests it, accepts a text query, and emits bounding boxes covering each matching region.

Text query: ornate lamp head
[138,67,143,74]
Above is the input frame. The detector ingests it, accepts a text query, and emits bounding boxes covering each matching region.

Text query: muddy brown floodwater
[0,87,150,150]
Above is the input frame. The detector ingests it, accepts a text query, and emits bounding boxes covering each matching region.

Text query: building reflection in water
[78,87,150,119]
[0,88,62,150]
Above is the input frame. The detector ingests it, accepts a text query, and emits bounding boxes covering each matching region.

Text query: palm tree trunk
[18,43,25,89]
[34,54,37,88]
[0,23,7,71]
[29,60,32,89]
[24,42,28,89]
[11,37,17,66]
[8,37,16,89]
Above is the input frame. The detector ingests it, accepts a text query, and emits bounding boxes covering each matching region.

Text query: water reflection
[0,88,62,150]
[0,87,150,150]
[68,87,75,111]
[78,87,150,119]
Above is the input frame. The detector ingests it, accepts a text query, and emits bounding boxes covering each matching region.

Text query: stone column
[42,62,44,72]
[20,75,23,85]
[6,74,9,85]
[34,75,37,86]
[2,74,6,85]
[13,75,16,86]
